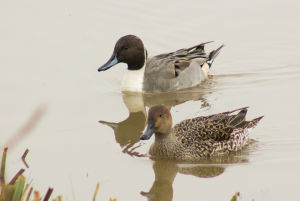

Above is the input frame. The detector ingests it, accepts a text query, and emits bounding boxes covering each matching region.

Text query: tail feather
[187,41,214,52]
[246,116,264,128]
[229,109,248,127]
[214,106,249,116]
[207,44,224,67]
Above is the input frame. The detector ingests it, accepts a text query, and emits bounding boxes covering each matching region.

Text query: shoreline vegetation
[0,147,109,201]
[0,105,110,201]
[0,147,60,201]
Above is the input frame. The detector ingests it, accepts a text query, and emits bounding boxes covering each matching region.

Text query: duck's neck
[121,63,145,92]
[121,50,147,92]
[150,131,177,157]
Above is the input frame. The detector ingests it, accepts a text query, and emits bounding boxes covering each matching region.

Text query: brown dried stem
[43,188,53,201]
[9,168,25,185]
[21,149,30,168]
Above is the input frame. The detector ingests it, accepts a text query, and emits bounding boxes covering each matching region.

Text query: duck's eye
[159,114,162,117]
[123,47,129,50]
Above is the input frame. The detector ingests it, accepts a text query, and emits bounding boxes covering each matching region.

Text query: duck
[98,35,224,93]
[140,105,263,160]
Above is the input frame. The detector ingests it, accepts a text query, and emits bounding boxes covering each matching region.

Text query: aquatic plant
[0,148,110,201]
[230,192,240,201]
[0,148,59,201]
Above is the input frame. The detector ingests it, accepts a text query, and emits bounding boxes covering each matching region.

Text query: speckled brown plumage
[141,105,263,161]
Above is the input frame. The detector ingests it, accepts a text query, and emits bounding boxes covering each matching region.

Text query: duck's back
[143,56,206,93]
[142,42,216,93]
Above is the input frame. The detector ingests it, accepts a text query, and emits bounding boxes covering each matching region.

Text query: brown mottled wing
[173,108,250,146]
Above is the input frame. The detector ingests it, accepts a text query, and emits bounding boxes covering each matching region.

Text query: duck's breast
[121,64,145,92]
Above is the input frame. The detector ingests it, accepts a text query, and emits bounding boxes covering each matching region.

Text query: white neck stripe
[120,50,146,92]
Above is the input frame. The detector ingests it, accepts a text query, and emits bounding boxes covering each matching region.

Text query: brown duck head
[140,105,173,140]
[98,35,146,71]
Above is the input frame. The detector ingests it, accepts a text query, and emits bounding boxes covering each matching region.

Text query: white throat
[201,62,210,78]
[121,49,147,92]
[121,63,145,92]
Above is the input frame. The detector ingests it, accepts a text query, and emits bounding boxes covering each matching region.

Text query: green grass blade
[12,175,25,201]
[4,185,15,201]
[230,192,240,201]
[0,184,6,201]
[0,148,8,185]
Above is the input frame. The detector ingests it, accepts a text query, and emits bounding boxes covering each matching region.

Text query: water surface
[1,0,300,200]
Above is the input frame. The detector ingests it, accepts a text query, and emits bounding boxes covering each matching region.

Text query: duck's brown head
[140,105,173,140]
[98,35,146,71]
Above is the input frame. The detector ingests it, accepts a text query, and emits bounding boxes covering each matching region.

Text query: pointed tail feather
[229,109,248,127]
[187,41,214,52]
[246,116,264,128]
[207,44,225,67]
[219,106,249,115]
[205,107,249,119]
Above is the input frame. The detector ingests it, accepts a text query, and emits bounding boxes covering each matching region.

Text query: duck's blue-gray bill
[98,54,118,71]
[140,122,155,140]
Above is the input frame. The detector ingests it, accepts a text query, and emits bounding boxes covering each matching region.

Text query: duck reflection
[141,141,255,201]
[99,80,213,156]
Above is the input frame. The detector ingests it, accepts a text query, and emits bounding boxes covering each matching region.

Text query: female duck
[98,35,223,93]
[140,105,263,160]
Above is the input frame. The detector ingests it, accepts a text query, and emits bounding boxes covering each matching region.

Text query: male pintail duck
[98,35,224,93]
[140,105,263,160]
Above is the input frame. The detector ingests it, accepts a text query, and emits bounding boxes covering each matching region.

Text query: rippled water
[1,0,300,200]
